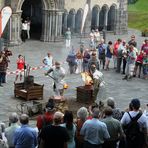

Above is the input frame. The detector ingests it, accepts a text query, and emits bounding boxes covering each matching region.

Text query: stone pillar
[115,0,128,34]
[8,12,22,46]
[96,11,100,27]
[104,10,109,30]
[63,12,68,33]
[72,13,75,33]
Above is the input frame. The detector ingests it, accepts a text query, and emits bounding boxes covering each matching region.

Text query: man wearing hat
[45,61,66,97]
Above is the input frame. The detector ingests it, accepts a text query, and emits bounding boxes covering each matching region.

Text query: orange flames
[81,72,93,86]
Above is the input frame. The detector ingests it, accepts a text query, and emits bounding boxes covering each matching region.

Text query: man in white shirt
[21,20,28,42]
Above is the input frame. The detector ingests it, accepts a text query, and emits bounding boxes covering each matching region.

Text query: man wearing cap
[45,61,66,97]
[121,98,148,148]
[39,111,69,148]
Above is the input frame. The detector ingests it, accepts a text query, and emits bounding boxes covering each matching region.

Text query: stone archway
[99,5,109,30]
[91,5,100,30]
[75,9,83,33]
[21,0,43,39]
[107,5,117,31]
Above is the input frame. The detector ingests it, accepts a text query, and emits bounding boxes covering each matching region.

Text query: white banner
[80,3,89,34]
[0,6,12,37]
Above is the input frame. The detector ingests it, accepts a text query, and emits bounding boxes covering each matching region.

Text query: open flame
[81,72,93,86]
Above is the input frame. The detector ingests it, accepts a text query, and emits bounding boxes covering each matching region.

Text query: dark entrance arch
[21,0,42,39]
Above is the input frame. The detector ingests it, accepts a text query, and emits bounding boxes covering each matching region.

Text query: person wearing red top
[133,51,144,78]
[141,39,148,55]
[15,54,25,82]
[113,39,122,69]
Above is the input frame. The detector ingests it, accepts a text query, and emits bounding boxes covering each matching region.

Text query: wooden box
[76,86,93,103]
[14,82,44,101]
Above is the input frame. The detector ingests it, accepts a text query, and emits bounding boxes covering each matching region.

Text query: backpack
[125,112,143,143]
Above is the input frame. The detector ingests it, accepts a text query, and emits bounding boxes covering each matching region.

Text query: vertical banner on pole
[80,3,89,34]
[0,6,12,37]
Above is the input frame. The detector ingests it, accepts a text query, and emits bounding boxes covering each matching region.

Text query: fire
[81,72,93,86]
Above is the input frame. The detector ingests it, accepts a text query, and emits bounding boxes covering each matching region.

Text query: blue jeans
[0,72,5,85]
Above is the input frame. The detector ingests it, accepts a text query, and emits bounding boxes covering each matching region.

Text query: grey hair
[9,112,19,123]
[77,107,88,121]
[107,97,115,109]
[20,114,29,125]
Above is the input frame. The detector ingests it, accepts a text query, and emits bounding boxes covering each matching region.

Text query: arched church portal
[21,0,43,39]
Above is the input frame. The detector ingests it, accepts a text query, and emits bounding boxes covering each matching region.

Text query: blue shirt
[14,125,37,148]
[80,118,110,145]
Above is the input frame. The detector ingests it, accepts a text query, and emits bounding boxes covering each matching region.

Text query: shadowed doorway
[21,0,42,40]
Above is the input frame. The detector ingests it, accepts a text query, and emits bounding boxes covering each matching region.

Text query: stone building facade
[0,0,128,45]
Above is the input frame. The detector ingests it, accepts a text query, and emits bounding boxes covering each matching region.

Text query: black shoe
[138,75,140,78]
[122,76,127,80]
[0,84,3,87]
[133,75,136,77]
[122,72,125,75]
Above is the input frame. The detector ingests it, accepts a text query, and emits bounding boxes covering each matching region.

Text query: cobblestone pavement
[0,29,147,123]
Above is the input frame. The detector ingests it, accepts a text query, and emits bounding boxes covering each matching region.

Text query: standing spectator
[94,29,101,48]
[106,97,123,121]
[122,44,129,74]
[141,39,148,55]
[0,123,8,148]
[122,45,137,80]
[88,52,100,72]
[2,47,12,83]
[82,49,90,72]
[61,110,76,148]
[15,55,25,82]
[101,107,124,148]
[80,108,110,148]
[14,114,37,148]
[26,17,31,39]
[105,41,113,70]
[42,52,53,71]
[121,98,148,148]
[76,107,89,148]
[128,35,137,48]
[39,111,69,148]
[89,29,95,49]
[5,113,20,148]
[65,28,71,48]
[37,99,55,131]
[97,39,106,70]
[142,52,148,79]
[0,51,7,87]
[113,39,122,69]
[116,40,126,73]
[21,20,28,42]
[66,47,77,74]
[133,51,144,78]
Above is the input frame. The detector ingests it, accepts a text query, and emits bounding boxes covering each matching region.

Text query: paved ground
[0,29,147,123]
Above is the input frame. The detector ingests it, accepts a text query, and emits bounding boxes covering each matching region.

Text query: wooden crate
[14,83,44,101]
[76,86,93,103]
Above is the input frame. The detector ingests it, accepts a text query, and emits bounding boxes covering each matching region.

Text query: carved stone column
[104,10,109,30]
[96,11,100,27]
[8,12,22,46]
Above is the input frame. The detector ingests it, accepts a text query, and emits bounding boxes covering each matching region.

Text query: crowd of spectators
[0,98,147,148]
